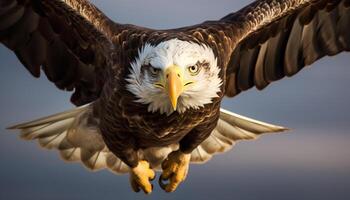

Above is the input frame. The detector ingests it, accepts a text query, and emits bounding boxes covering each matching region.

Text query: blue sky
[0,0,350,199]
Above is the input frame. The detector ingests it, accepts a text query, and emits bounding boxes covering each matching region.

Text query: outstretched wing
[0,0,116,105]
[185,0,350,97]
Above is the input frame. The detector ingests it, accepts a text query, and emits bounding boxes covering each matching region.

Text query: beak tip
[171,102,177,111]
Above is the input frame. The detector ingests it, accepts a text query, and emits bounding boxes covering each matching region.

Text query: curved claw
[129,160,155,194]
[159,150,191,192]
[158,176,168,191]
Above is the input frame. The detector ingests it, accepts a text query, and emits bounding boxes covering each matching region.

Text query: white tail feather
[8,106,287,173]
[7,104,130,174]
[190,108,288,163]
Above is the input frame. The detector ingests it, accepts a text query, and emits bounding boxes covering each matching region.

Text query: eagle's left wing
[184,0,350,97]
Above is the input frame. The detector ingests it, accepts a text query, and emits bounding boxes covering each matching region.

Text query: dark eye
[149,67,160,75]
[188,65,200,75]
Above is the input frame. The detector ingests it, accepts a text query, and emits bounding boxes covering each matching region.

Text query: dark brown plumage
[1,0,349,194]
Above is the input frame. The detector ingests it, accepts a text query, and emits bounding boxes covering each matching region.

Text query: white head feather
[126,39,222,115]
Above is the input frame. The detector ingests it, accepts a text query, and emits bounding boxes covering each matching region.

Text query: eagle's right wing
[0,0,119,105]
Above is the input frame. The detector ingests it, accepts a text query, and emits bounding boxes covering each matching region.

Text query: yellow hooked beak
[165,65,183,110]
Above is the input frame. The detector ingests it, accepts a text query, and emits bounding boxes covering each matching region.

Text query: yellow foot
[129,160,155,194]
[159,150,191,192]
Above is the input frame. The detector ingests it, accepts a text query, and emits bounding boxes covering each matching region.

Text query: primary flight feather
[1,0,349,194]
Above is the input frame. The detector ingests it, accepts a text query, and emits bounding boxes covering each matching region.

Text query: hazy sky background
[1,0,350,199]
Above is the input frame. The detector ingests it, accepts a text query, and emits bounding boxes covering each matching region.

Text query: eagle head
[126,38,222,115]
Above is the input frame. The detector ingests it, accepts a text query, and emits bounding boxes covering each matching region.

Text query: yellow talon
[159,150,191,192]
[129,160,155,194]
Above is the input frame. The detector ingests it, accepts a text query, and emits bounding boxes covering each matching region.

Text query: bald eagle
[1,0,349,194]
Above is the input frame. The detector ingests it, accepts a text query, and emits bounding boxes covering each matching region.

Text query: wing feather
[0,0,115,105]
[231,0,350,94]
[185,0,349,97]
[237,46,259,90]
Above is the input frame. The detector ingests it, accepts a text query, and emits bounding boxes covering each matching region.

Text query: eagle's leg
[159,150,191,192]
[129,160,155,194]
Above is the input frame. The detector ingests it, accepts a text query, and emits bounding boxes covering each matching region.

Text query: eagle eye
[147,65,161,76]
[188,65,200,75]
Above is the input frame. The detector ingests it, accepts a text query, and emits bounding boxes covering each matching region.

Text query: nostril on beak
[166,74,169,78]
[177,73,180,78]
